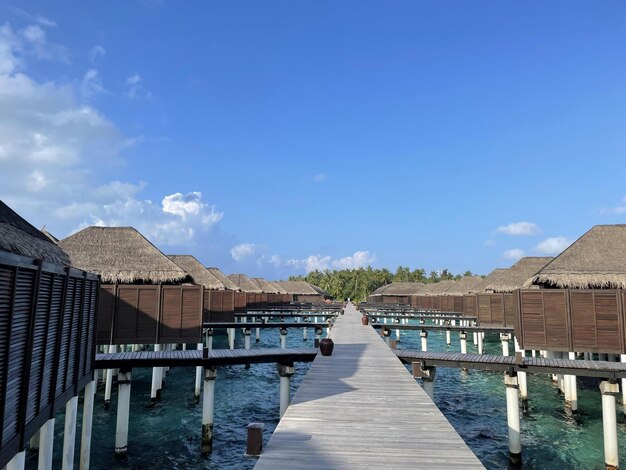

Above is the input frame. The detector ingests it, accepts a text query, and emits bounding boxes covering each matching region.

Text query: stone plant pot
[361,316,369,326]
[319,338,334,356]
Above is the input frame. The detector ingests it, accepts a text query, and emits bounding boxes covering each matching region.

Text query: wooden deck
[373,324,513,334]
[254,303,484,469]
[396,351,626,380]
[94,348,318,368]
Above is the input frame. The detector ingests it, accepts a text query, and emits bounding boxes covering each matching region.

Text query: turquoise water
[25,322,626,469]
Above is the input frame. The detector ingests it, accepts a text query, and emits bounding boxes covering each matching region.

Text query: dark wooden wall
[515,289,626,353]
[97,284,203,345]
[0,252,98,468]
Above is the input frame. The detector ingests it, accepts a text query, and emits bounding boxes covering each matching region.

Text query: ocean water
[25,321,626,469]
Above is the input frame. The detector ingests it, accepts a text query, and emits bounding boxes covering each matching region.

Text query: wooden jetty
[254,303,484,469]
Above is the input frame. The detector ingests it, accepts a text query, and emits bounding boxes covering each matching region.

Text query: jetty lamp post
[278,363,296,419]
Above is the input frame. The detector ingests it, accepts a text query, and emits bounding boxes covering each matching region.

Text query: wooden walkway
[374,324,513,334]
[255,303,484,469]
[94,348,317,368]
[396,351,626,380]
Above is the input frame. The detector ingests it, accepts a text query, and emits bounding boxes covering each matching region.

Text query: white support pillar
[207,329,213,350]
[505,372,522,466]
[256,318,261,343]
[280,327,287,349]
[600,380,620,470]
[104,344,117,407]
[420,330,428,352]
[514,338,528,412]
[29,429,40,451]
[446,329,451,346]
[38,418,55,470]
[473,331,478,345]
[477,331,484,355]
[115,370,132,458]
[302,324,308,341]
[565,351,578,412]
[382,328,391,346]
[622,354,626,417]
[278,363,295,419]
[150,344,161,403]
[195,343,203,399]
[80,380,96,470]
[6,451,25,470]
[228,328,235,350]
[62,395,79,470]
[421,365,436,401]
[501,333,510,357]
[460,332,468,354]
[202,367,217,454]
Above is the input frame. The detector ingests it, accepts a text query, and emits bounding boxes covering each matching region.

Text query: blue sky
[1,1,626,279]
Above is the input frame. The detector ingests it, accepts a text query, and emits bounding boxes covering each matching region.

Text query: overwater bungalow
[251,278,289,305]
[228,273,266,308]
[368,282,426,304]
[516,225,626,355]
[275,281,327,302]
[205,267,241,312]
[59,226,202,346]
[0,201,99,469]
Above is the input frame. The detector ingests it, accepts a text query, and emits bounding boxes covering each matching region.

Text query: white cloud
[125,73,150,99]
[534,236,571,255]
[285,250,376,273]
[496,221,541,236]
[600,197,626,215]
[503,248,524,260]
[230,243,258,261]
[35,16,56,28]
[313,173,327,182]
[19,24,68,63]
[88,45,106,64]
[81,69,104,98]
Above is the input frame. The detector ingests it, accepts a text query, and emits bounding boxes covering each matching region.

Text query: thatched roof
[422,280,457,295]
[444,276,484,295]
[310,284,333,299]
[470,268,507,293]
[0,200,70,265]
[370,282,426,296]
[41,228,59,244]
[228,274,263,293]
[206,267,240,291]
[168,255,227,289]
[276,281,319,295]
[252,277,281,293]
[487,256,552,292]
[525,225,626,289]
[59,226,188,284]
[268,281,288,294]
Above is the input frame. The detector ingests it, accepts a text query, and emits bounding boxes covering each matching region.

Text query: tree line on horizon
[288,266,480,301]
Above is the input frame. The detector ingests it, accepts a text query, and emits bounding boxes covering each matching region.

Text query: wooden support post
[62,395,79,470]
[600,380,620,470]
[38,419,55,470]
[245,423,264,457]
[278,363,295,419]
[421,364,436,401]
[420,330,428,352]
[195,343,203,399]
[505,371,522,467]
[115,370,132,458]
[6,451,25,470]
[280,327,287,349]
[80,379,96,470]
[202,367,217,454]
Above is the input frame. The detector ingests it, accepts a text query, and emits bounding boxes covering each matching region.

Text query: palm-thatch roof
[470,268,507,293]
[524,225,626,289]
[275,281,319,295]
[59,226,188,284]
[486,256,552,292]
[0,200,70,265]
[228,274,263,293]
[370,282,426,296]
[41,228,59,244]
[444,276,484,295]
[422,280,457,295]
[268,281,288,294]
[310,284,333,299]
[251,277,281,293]
[168,255,227,289]
[206,267,240,291]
